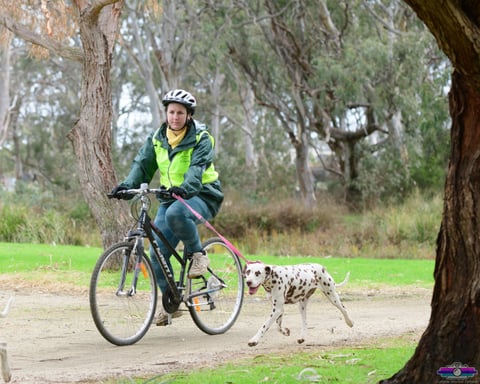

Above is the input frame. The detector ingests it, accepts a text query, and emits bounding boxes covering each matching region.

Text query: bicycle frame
[124,197,187,305]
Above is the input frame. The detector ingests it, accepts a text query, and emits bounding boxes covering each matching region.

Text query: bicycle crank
[162,286,181,313]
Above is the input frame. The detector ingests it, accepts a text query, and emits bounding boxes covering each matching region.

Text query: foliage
[0,185,442,260]
[220,0,450,206]
[348,191,442,246]
[352,142,413,206]
[0,184,98,246]
[215,193,339,237]
[216,114,296,199]
[1,52,81,191]
[0,204,27,242]
[0,0,451,209]
[210,189,441,258]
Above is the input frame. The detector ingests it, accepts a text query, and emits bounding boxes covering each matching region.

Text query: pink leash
[173,194,256,265]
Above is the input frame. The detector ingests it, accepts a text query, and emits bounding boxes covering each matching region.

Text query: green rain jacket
[119,120,224,216]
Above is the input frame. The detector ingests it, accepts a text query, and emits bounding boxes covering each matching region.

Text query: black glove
[169,186,187,199]
[109,185,133,200]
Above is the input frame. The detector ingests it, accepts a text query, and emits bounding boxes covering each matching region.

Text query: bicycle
[89,184,244,346]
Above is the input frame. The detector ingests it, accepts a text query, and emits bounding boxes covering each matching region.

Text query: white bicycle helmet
[162,89,197,114]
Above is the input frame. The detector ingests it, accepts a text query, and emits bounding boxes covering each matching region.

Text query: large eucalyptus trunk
[67,1,129,249]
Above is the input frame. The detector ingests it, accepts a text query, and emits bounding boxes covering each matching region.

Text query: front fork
[129,237,145,296]
[116,237,145,297]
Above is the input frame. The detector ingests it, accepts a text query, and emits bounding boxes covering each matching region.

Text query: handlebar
[107,184,173,200]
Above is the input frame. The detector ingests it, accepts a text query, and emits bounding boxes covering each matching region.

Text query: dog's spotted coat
[244,262,353,346]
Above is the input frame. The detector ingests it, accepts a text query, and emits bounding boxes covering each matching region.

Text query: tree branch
[0,14,83,62]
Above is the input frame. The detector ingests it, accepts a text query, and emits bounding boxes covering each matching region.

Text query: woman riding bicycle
[110,89,224,326]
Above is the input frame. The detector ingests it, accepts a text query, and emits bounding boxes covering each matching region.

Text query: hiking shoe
[154,309,182,326]
[188,251,210,278]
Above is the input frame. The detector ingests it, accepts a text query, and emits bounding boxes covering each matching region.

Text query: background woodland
[0,0,450,212]
[0,0,450,268]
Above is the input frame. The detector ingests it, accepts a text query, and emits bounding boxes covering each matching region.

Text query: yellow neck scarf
[167,126,187,148]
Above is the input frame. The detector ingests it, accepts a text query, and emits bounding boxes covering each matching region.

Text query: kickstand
[167,313,173,325]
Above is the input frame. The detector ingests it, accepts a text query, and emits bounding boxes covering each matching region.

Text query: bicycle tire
[187,237,244,335]
[89,241,157,346]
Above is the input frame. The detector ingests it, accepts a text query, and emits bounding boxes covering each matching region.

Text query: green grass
[0,242,101,271]
[0,242,434,290]
[97,335,417,384]
[160,340,414,384]
[0,242,101,288]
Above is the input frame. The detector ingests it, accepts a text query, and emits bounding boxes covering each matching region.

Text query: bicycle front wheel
[89,241,157,346]
[187,237,244,335]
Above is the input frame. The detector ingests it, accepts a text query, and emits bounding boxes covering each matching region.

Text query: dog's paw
[280,327,290,336]
[248,340,258,347]
[297,338,305,344]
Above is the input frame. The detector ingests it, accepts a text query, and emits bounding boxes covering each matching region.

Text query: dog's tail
[335,272,350,287]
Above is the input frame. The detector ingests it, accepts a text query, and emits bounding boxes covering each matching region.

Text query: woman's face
[167,103,190,131]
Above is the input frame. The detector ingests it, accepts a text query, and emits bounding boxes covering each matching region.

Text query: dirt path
[0,285,432,384]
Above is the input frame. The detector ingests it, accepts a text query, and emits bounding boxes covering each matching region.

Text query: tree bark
[290,128,316,206]
[381,70,480,384]
[0,31,11,146]
[67,0,129,249]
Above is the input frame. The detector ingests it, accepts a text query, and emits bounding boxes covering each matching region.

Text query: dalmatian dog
[244,262,353,346]
[0,297,13,383]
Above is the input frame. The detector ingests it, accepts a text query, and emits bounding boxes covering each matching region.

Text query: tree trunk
[381,70,480,382]
[0,31,11,146]
[293,129,316,207]
[343,140,362,206]
[241,87,257,191]
[67,1,129,249]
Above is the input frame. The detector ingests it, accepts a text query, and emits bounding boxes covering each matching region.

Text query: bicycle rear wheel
[187,237,244,334]
[89,241,157,346]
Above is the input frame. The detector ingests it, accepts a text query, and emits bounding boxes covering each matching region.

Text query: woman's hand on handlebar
[108,185,134,200]
[168,186,187,199]
[157,186,186,199]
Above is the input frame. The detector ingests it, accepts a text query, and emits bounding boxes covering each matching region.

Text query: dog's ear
[242,264,247,277]
[265,265,272,275]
